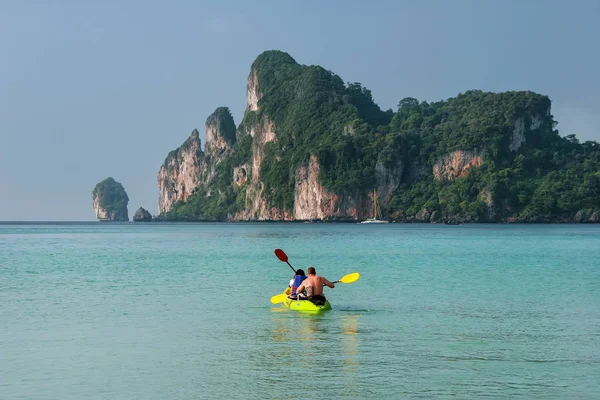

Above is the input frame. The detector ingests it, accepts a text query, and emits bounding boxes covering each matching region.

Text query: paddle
[333,272,360,284]
[271,249,295,304]
[271,249,360,304]
[270,272,361,304]
[270,293,288,304]
[274,248,296,273]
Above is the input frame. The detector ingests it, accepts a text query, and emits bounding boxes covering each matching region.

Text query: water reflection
[269,310,362,374]
[340,313,360,398]
[341,314,359,367]
[269,308,292,343]
[247,308,367,396]
[298,315,330,338]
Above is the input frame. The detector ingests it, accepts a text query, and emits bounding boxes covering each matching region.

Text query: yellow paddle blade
[339,272,360,284]
[270,293,288,304]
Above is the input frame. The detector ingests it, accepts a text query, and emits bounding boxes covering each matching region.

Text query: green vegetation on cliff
[159,107,251,221]
[162,50,599,222]
[92,177,129,221]
[207,107,237,148]
[385,91,599,221]
[249,50,394,209]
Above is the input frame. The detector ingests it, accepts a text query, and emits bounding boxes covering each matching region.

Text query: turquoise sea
[1,223,599,399]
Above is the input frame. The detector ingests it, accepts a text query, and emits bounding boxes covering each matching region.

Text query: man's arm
[296,282,306,294]
[323,278,335,288]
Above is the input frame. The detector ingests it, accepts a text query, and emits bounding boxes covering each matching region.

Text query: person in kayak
[287,269,307,300]
[295,266,335,306]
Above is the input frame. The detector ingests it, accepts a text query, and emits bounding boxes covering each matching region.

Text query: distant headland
[96,50,600,223]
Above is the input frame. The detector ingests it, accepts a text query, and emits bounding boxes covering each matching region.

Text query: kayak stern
[281,287,331,313]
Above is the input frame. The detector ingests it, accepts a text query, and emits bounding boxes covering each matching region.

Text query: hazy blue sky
[1,0,599,220]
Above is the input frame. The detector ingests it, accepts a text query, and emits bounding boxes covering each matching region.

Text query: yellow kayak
[281,287,332,313]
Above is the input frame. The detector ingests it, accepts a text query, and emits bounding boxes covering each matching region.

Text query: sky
[1,0,599,221]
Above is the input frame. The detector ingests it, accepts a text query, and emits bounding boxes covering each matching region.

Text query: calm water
[1,223,599,399]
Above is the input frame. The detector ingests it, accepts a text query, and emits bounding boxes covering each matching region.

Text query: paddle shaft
[285,260,296,274]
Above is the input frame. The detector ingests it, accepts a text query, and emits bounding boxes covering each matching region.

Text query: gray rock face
[575,209,600,223]
[415,208,431,222]
[133,207,152,222]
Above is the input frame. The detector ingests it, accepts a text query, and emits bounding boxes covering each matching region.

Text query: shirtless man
[296,266,334,305]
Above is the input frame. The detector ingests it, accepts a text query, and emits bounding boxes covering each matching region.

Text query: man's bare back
[297,267,334,297]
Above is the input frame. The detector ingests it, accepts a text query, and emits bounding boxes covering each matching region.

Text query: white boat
[360,219,388,224]
[360,189,389,224]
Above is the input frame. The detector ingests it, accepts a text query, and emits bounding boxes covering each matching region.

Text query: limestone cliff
[431,105,551,221]
[289,156,403,221]
[157,129,204,214]
[230,65,401,221]
[156,50,599,223]
[234,93,278,219]
[231,121,280,219]
[158,107,237,216]
[294,154,335,220]
[227,64,287,221]
[509,108,549,152]
[205,107,236,158]
[246,68,261,112]
[433,149,484,181]
[92,177,129,221]
[374,160,404,208]
[293,154,358,220]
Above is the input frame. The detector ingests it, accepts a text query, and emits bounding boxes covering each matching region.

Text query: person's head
[307,266,316,275]
[296,269,305,276]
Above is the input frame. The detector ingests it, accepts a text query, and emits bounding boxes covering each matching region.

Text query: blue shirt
[291,275,307,295]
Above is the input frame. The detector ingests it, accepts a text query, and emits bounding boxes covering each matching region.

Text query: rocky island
[92,177,129,221]
[156,50,599,223]
[133,207,153,222]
